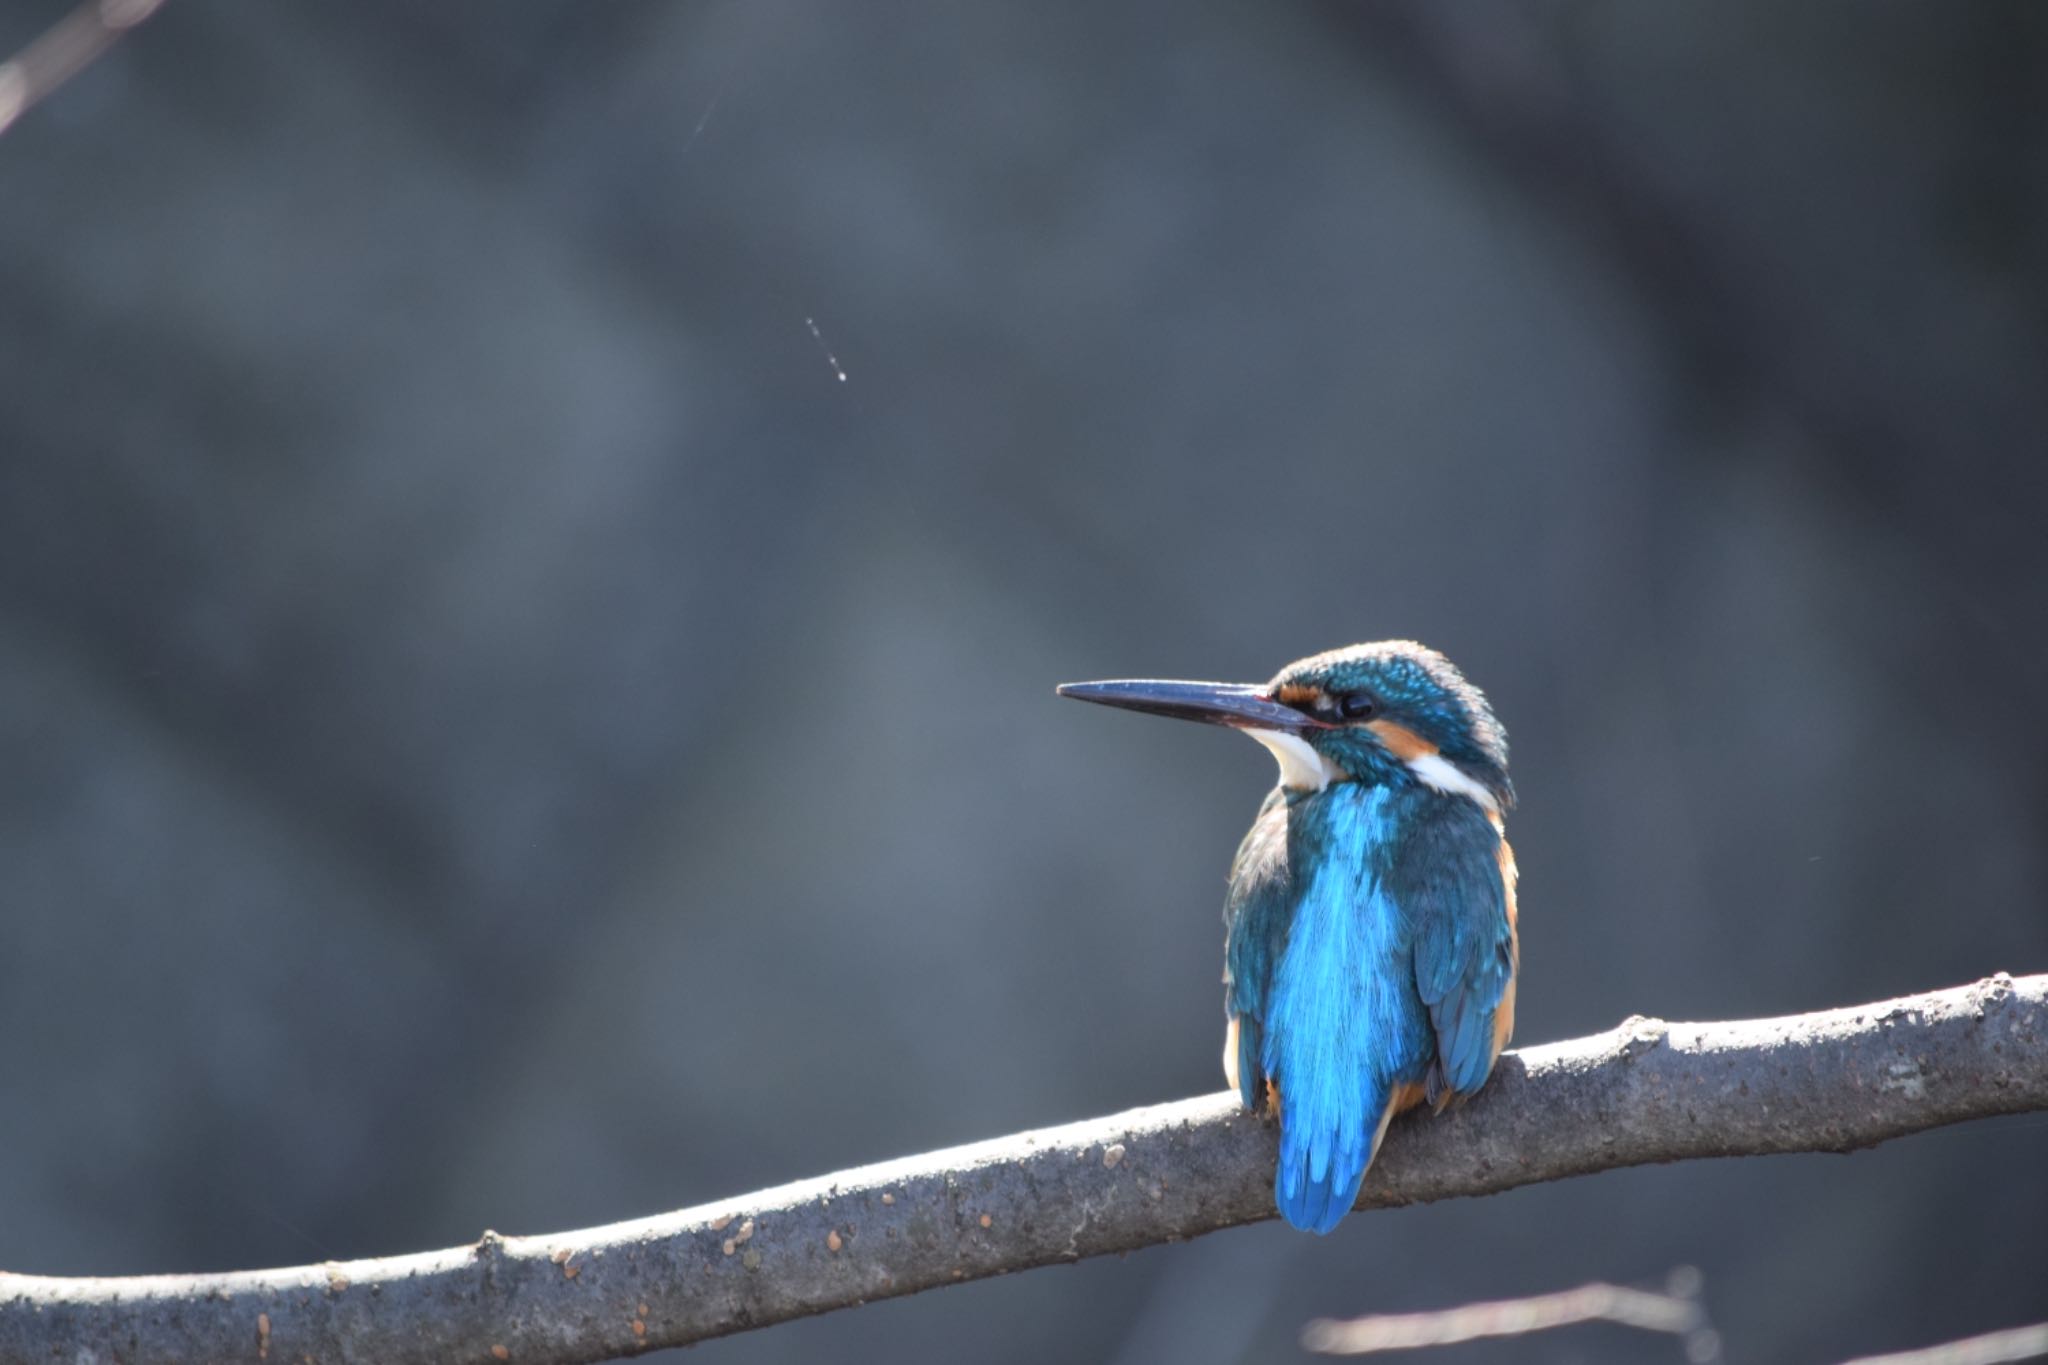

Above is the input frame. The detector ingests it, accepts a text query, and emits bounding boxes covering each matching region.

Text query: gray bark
[3,973,2041,1365]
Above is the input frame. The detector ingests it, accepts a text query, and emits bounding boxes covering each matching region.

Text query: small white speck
[805,317,849,383]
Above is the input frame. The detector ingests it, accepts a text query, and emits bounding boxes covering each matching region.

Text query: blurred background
[3,2,2046,1361]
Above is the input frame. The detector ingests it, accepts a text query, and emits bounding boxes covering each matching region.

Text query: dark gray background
[3,2,2045,1361]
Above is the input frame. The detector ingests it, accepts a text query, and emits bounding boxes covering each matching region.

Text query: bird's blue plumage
[1269,786,1429,1232]
[1228,783,1510,1232]
[1223,789,1290,1114]
[1063,639,1519,1235]
[1391,795,1517,1103]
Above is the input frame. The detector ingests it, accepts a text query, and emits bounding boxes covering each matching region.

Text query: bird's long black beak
[1055,678,1322,732]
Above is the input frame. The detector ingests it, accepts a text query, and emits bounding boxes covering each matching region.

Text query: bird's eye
[1336,692,1378,720]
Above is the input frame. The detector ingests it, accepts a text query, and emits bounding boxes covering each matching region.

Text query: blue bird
[1058,641,1518,1234]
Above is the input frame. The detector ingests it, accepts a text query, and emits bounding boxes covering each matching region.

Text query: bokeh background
[4,2,2046,1361]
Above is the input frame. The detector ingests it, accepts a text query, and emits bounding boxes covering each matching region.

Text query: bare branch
[1302,1276,1708,1356]
[0,0,166,138]
[1303,1278,2048,1365]
[1,973,2042,1365]
[1839,1323,2048,1365]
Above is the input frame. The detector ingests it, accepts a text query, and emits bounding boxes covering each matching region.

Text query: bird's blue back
[1226,781,1514,1233]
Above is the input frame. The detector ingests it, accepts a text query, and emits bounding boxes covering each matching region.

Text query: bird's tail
[1274,1070,1394,1235]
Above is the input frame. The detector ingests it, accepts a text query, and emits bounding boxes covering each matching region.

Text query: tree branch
[1302,1276,1709,1356]
[0,0,167,138]
[1839,1322,2048,1365]
[4,973,2042,1365]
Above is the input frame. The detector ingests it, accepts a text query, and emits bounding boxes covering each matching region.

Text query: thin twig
[1302,1278,1705,1356]
[0,973,2042,1365]
[1304,1281,2047,1365]
[1838,1323,2048,1365]
[0,0,166,138]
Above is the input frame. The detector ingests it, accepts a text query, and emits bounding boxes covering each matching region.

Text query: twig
[0,973,2042,1365]
[1302,1276,1708,1356]
[1304,1280,2048,1365]
[1839,1323,2048,1365]
[0,0,166,138]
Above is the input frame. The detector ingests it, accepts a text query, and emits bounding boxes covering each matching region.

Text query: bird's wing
[1397,798,1519,1106]
[1223,789,1292,1113]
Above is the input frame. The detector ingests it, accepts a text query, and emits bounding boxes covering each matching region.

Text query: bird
[1057,641,1517,1234]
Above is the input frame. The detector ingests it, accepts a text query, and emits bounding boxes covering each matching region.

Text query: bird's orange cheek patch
[1275,683,1321,708]
[1364,719,1438,761]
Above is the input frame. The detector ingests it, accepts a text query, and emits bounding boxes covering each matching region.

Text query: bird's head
[1058,640,1512,813]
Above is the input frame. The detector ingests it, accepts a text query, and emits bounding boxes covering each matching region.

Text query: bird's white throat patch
[1245,729,1343,792]
[1244,728,1500,814]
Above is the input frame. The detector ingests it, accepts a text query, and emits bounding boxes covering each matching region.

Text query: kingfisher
[1058,641,1517,1234]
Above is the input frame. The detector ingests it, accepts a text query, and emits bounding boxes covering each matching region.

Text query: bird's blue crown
[1268,640,1513,811]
